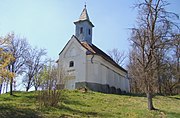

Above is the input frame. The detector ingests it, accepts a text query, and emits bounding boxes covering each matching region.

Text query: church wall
[86,55,130,92]
[58,37,87,89]
[58,39,130,92]
[86,59,100,83]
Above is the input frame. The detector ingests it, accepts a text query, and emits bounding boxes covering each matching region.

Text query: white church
[57,5,130,94]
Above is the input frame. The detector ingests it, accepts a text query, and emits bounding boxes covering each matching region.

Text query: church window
[88,29,91,35]
[69,61,74,67]
[80,27,83,34]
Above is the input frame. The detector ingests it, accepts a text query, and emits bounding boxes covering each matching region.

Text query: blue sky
[0,0,180,63]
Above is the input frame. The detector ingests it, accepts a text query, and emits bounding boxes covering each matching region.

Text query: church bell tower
[74,5,94,44]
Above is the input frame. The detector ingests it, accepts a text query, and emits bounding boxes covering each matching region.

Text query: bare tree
[128,0,179,110]
[128,50,143,93]
[162,34,180,94]
[5,33,29,95]
[33,70,44,91]
[107,48,126,66]
[23,47,46,91]
[172,34,180,84]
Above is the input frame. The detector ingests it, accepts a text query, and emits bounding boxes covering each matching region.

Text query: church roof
[81,41,127,73]
[74,6,94,27]
[79,6,90,21]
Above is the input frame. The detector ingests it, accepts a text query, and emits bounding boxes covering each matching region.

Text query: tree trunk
[26,81,31,92]
[6,80,9,93]
[10,78,13,95]
[35,86,38,91]
[146,92,156,110]
[26,87,29,92]
[157,73,162,94]
[26,77,32,92]
[0,83,2,94]
[3,82,5,93]
[9,64,14,95]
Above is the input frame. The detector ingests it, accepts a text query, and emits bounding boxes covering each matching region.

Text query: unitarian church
[57,6,130,93]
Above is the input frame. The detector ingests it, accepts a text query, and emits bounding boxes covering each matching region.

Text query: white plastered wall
[86,55,130,92]
[58,36,87,89]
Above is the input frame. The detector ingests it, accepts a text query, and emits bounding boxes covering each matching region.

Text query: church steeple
[74,5,94,44]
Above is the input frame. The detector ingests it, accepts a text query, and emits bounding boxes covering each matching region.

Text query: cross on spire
[84,2,86,8]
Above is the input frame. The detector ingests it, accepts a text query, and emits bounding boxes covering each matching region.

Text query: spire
[74,5,94,27]
[79,5,90,21]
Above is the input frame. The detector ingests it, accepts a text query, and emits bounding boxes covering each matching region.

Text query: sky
[0,0,180,91]
[0,0,180,63]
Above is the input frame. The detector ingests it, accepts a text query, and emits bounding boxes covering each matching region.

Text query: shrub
[37,89,61,107]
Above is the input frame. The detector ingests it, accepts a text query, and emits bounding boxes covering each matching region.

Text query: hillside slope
[0,90,180,118]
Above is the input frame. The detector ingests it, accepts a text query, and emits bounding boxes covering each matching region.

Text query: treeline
[128,33,180,95]
[0,33,58,95]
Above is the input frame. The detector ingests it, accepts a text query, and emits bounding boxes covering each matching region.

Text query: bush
[37,89,61,107]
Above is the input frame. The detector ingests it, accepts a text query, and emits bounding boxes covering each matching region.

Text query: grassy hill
[0,90,180,118]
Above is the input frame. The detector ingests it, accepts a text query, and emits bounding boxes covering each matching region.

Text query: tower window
[69,61,74,67]
[80,27,83,34]
[88,29,91,35]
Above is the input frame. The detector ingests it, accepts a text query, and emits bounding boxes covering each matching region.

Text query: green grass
[0,90,180,118]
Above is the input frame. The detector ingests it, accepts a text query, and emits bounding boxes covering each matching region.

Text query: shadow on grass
[118,93,170,98]
[1,91,37,101]
[63,97,90,107]
[44,92,111,117]
[60,92,90,107]
[0,104,42,118]
[119,93,146,97]
[58,105,110,117]
[167,111,180,117]
[0,94,21,101]
[167,96,180,100]
[159,110,180,118]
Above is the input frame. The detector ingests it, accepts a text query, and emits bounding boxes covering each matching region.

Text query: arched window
[80,27,83,34]
[69,61,74,67]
